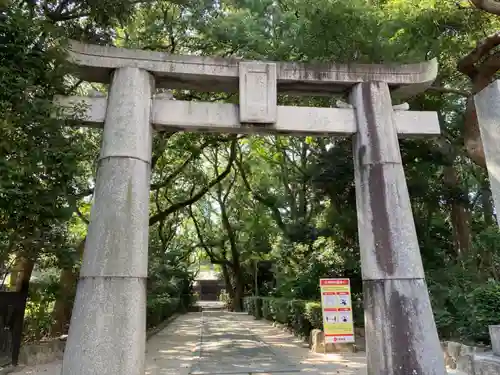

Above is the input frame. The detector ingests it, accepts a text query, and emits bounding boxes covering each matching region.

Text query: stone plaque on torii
[55,41,447,375]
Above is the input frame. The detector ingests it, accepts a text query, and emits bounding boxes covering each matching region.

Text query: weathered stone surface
[154,100,355,136]
[474,80,500,228]
[79,157,150,278]
[54,96,107,128]
[443,342,456,369]
[61,67,153,375]
[351,81,445,375]
[99,67,154,163]
[354,327,365,337]
[489,325,500,356]
[238,61,277,123]
[309,329,356,354]
[457,354,474,374]
[351,81,426,281]
[310,329,324,353]
[449,342,463,358]
[55,96,441,137]
[461,344,488,357]
[474,353,500,375]
[363,279,446,375]
[18,339,65,366]
[447,341,463,369]
[61,277,147,375]
[440,340,499,374]
[67,40,438,98]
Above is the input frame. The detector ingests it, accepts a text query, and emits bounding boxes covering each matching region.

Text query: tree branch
[151,131,176,172]
[75,206,89,225]
[188,207,231,266]
[469,0,500,15]
[64,79,84,96]
[151,138,218,190]
[149,137,238,226]
[427,86,471,97]
[236,153,288,236]
[458,31,500,78]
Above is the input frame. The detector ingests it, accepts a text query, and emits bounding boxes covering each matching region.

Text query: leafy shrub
[23,277,59,342]
[289,300,311,337]
[246,285,500,345]
[218,290,232,310]
[245,297,323,338]
[427,258,500,345]
[243,297,253,314]
[255,297,263,319]
[270,299,289,324]
[244,296,264,319]
[146,294,180,329]
[465,281,500,344]
[262,298,273,320]
[304,301,323,330]
[351,293,364,327]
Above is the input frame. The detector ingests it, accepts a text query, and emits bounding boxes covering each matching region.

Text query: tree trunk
[481,184,495,226]
[50,238,85,336]
[13,256,34,293]
[232,272,244,312]
[50,269,77,336]
[216,178,244,312]
[9,265,19,291]
[458,32,500,169]
[221,262,235,303]
[220,210,244,311]
[462,75,493,169]
[444,166,472,260]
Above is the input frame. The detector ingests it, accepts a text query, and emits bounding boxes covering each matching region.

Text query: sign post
[319,278,355,344]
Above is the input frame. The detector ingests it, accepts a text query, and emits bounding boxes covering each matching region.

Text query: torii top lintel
[67,41,438,100]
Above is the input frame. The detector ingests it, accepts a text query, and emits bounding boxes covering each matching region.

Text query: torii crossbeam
[56,41,446,375]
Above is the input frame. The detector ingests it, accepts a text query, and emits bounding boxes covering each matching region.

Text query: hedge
[461,282,500,344]
[246,284,500,345]
[243,297,325,338]
[146,293,193,329]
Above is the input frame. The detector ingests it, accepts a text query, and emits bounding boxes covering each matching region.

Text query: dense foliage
[244,297,325,339]
[1,0,500,345]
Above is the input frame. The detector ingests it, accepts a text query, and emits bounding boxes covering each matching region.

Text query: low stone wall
[442,341,490,373]
[307,324,500,375]
[442,341,500,375]
[17,336,67,366]
[13,314,181,368]
[442,325,500,375]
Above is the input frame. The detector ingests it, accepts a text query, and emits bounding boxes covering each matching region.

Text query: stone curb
[0,365,16,375]
[146,314,180,341]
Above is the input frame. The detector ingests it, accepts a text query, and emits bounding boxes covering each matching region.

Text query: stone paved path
[10,311,464,375]
[11,311,367,375]
[190,311,299,374]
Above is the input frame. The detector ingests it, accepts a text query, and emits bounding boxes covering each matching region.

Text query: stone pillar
[474,80,500,228]
[350,82,446,375]
[490,325,500,356]
[61,67,154,375]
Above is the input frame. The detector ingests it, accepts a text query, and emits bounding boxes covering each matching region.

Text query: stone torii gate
[56,41,447,375]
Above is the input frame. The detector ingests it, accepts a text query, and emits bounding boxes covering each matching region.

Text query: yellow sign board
[320,278,355,343]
